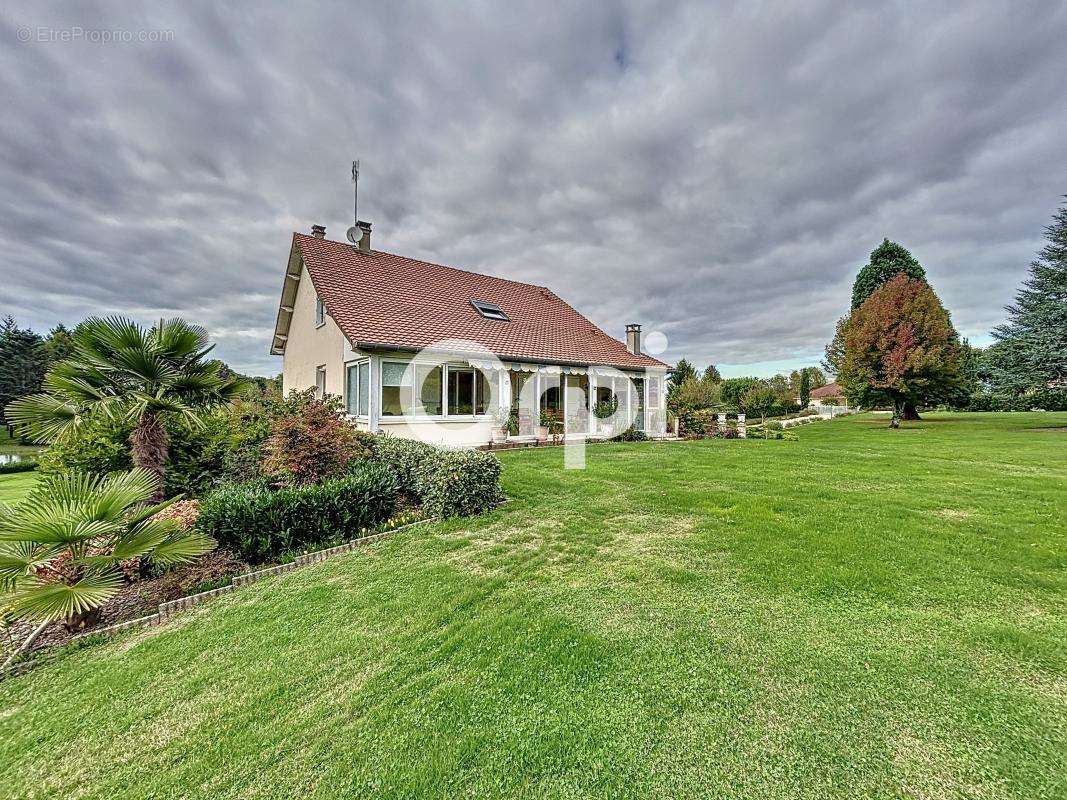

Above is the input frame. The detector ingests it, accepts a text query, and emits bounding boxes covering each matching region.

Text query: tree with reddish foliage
[260,395,369,485]
[839,274,964,427]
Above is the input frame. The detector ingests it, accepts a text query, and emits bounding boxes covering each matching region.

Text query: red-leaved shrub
[260,397,370,485]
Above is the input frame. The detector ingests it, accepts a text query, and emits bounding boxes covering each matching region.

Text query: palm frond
[148,529,215,566]
[3,393,82,444]
[0,518,122,546]
[109,347,176,384]
[6,572,124,623]
[152,317,210,357]
[83,469,159,520]
[0,541,65,583]
[125,495,181,527]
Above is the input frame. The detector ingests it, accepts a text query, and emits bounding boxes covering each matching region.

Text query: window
[381,361,411,416]
[540,374,561,412]
[648,376,661,409]
[510,371,535,436]
[416,365,443,415]
[346,361,370,416]
[358,362,369,415]
[315,365,326,398]
[632,377,645,431]
[446,367,491,416]
[315,296,325,326]
[470,299,509,321]
[565,373,589,433]
[448,369,475,415]
[475,370,490,415]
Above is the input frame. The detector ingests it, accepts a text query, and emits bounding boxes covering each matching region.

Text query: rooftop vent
[470,299,509,321]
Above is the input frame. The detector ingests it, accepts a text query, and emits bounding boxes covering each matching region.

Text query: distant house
[808,382,848,407]
[271,223,669,446]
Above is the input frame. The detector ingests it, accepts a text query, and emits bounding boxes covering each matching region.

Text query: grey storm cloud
[1,1,1065,377]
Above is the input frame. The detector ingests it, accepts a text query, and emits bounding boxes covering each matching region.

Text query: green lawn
[0,470,38,505]
[1,413,1064,799]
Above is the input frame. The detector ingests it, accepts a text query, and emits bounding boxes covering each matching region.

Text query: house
[271,223,669,446]
[808,382,848,407]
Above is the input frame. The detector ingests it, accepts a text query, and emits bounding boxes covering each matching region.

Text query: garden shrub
[369,436,504,517]
[197,463,397,562]
[368,436,439,497]
[36,414,133,477]
[416,449,503,518]
[963,389,1067,412]
[610,425,649,442]
[680,409,718,438]
[261,395,370,485]
[0,459,37,474]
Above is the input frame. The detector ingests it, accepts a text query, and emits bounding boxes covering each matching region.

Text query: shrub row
[0,459,37,474]
[196,463,397,563]
[369,436,503,518]
[959,390,1067,412]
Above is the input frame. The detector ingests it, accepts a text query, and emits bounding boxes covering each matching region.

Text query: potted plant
[539,409,563,444]
[490,406,509,445]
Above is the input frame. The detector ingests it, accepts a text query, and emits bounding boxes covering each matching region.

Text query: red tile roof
[809,382,844,399]
[288,233,667,370]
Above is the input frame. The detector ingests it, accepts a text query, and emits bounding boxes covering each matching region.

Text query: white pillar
[716,413,726,432]
[368,354,380,433]
[737,413,746,438]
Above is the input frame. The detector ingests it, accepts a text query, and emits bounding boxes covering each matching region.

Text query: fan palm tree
[0,468,214,661]
[5,317,245,501]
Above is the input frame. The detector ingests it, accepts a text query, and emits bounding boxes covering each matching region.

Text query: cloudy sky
[2,2,1065,378]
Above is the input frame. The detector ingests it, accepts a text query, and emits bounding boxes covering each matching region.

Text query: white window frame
[315,296,326,327]
[315,365,327,399]
[647,375,661,410]
[376,358,497,420]
[345,359,370,418]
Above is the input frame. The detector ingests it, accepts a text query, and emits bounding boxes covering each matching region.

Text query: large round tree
[5,317,245,500]
[838,275,963,427]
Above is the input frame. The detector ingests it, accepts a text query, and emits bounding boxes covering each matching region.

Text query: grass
[0,470,39,505]
[0,413,1064,799]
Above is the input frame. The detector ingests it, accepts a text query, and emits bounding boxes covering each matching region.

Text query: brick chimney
[310,224,326,239]
[625,323,642,355]
[355,220,372,252]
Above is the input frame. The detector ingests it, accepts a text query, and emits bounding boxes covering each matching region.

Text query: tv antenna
[346,160,361,245]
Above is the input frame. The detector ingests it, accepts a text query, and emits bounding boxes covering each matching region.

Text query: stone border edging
[0,519,437,681]
[74,524,428,642]
[2,498,516,680]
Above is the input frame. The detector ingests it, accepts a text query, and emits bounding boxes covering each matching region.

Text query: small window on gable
[470,299,509,321]
[315,296,325,326]
[315,365,327,398]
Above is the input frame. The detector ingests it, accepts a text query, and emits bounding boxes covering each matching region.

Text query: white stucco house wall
[271,223,669,447]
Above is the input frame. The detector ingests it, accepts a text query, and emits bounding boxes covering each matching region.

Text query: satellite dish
[346,226,362,245]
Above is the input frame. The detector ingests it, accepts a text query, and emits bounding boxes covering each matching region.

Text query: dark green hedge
[369,436,503,517]
[0,459,37,474]
[197,463,397,563]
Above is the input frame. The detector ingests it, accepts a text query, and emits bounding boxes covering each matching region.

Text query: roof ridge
[294,233,552,294]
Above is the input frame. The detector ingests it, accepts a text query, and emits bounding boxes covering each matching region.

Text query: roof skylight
[470,299,510,321]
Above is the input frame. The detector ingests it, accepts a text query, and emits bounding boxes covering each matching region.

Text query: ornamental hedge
[0,459,37,474]
[368,436,503,518]
[197,463,397,562]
